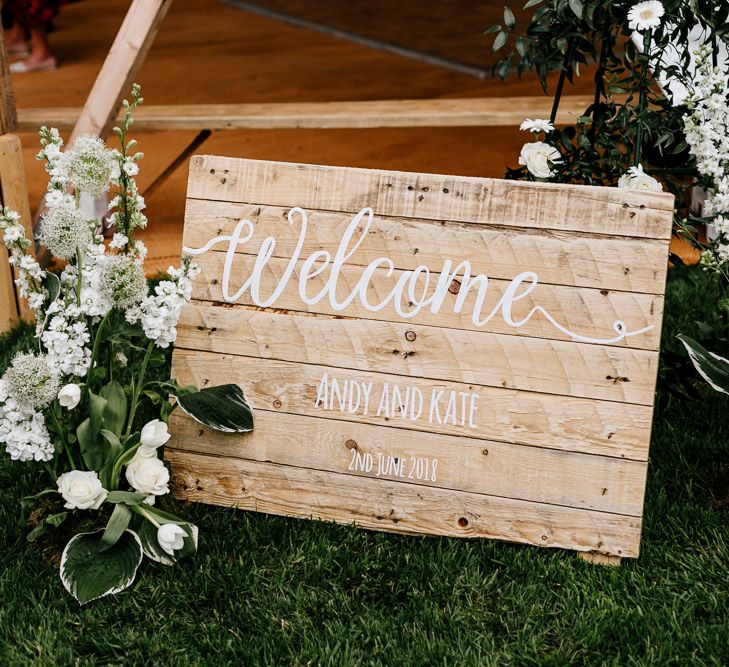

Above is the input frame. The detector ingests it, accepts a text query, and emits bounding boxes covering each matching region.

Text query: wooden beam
[0,134,35,324]
[69,0,174,142]
[17,96,595,133]
[0,25,17,135]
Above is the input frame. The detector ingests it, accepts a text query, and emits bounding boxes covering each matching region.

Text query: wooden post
[69,0,174,142]
[0,25,24,331]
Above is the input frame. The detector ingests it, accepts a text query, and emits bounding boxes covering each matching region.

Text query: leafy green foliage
[175,384,254,433]
[59,530,143,604]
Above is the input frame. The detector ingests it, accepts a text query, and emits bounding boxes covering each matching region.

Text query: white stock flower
[41,302,92,377]
[617,165,663,191]
[3,353,60,410]
[60,135,117,197]
[138,420,171,457]
[0,380,54,462]
[157,523,187,556]
[109,233,129,249]
[518,141,561,179]
[519,118,554,134]
[627,1,665,31]
[126,455,170,498]
[58,384,81,409]
[39,196,92,259]
[57,470,108,510]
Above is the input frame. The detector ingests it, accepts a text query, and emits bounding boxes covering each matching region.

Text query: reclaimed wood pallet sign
[167,155,674,562]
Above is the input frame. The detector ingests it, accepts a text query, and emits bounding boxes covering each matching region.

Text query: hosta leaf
[678,335,729,395]
[60,530,143,605]
[175,384,253,433]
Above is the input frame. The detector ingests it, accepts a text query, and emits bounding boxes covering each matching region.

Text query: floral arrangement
[0,85,253,604]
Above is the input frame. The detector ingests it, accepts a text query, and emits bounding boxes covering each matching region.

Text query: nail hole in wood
[457,517,469,527]
[405,330,416,342]
[273,399,282,409]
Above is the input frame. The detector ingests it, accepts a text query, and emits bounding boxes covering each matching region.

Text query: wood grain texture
[166,449,643,557]
[172,349,653,460]
[182,200,669,296]
[69,0,174,141]
[186,156,674,239]
[176,302,660,405]
[0,135,33,326]
[16,96,597,132]
[168,409,647,515]
[189,250,663,351]
[0,26,17,135]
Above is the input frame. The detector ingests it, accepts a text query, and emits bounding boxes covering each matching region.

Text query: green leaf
[60,530,143,605]
[100,503,132,551]
[503,6,516,30]
[523,0,542,7]
[106,490,147,505]
[100,381,127,438]
[27,511,68,543]
[175,384,254,433]
[678,335,729,395]
[492,30,508,53]
[568,0,583,17]
[89,393,107,432]
[137,518,198,566]
[483,25,501,35]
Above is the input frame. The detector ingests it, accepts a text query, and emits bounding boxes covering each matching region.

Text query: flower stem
[133,503,161,528]
[125,340,155,439]
[75,249,83,308]
[634,30,652,167]
[549,37,577,127]
[86,310,112,392]
[49,406,76,470]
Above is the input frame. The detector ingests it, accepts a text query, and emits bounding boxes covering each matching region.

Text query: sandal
[9,57,57,73]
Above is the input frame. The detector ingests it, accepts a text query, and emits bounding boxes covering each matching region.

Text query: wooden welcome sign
[166,155,674,561]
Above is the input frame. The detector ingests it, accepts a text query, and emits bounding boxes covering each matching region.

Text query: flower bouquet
[0,85,253,604]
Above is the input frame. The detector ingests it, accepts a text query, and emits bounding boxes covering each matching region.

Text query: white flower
[0,379,54,462]
[123,159,139,177]
[57,470,108,510]
[126,455,170,497]
[2,352,60,410]
[156,523,187,555]
[39,196,92,259]
[109,233,129,249]
[519,118,554,134]
[99,254,148,308]
[518,141,561,179]
[617,164,663,191]
[627,1,665,31]
[60,135,117,197]
[58,384,81,409]
[138,419,171,457]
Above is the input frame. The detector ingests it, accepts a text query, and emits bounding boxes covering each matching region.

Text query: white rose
[58,383,81,409]
[617,165,663,192]
[126,455,170,497]
[518,141,561,179]
[157,523,187,555]
[138,419,171,457]
[57,470,108,510]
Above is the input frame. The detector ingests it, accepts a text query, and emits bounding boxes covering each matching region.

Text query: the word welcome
[183,206,652,344]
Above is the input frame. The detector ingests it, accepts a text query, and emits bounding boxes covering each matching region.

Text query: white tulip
[617,165,663,192]
[57,470,108,510]
[138,419,171,457]
[157,523,187,556]
[126,455,170,497]
[57,383,81,409]
[518,141,562,179]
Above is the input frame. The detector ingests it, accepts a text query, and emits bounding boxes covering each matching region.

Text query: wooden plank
[166,449,642,557]
[171,349,653,460]
[176,302,660,405]
[182,200,669,296]
[578,551,622,566]
[188,240,664,352]
[69,0,174,141]
[16,95,597,132]
[0,134,34,325]
[0,26,17,134]
[186,156,675,240]
[168,408,647,515]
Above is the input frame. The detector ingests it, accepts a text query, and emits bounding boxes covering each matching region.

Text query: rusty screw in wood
[448,280,461,295]
[405,330,416,342]
[457,517,469,527]
[482,448,489,456]
[346,439,358,450]
[273,399,282,409]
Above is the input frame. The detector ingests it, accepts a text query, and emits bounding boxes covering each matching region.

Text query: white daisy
[627,1,665,31]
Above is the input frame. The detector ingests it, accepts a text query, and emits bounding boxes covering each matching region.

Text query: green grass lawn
[1,266,727,666]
